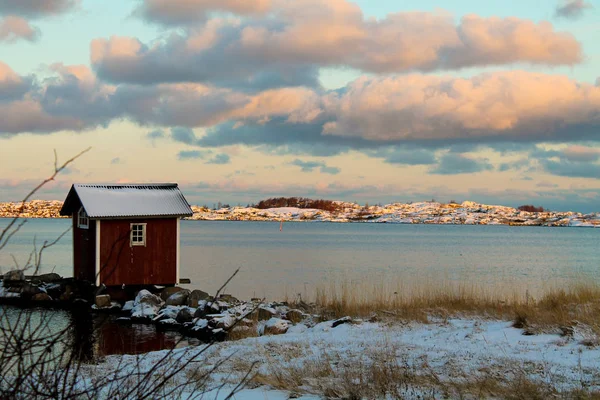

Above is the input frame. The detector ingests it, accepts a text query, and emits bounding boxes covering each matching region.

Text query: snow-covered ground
[91,317,600,399]
[189,201,600,227]
[2,200,599,227]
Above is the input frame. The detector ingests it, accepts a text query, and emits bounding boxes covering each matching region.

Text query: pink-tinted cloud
[0,61,33,101]
[135,0,272,25]
[321,71,600,142]
[0,15,39,42]
[561,145,600,162]
[93,6,581,85]
[3,60,600,152]
[0,0,79,18]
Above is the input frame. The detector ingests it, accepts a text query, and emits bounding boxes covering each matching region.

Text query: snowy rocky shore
[2,199,600,227]
[3,273,600,398]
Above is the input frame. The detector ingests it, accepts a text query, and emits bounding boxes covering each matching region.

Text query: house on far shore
[59,183,193,287]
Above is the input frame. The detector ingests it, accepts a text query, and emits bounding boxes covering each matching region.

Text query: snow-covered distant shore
[1,199,599,227]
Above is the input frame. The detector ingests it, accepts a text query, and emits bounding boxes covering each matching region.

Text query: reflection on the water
[1,306,199,363]
[93,314,199,357]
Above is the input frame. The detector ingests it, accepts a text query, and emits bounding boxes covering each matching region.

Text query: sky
[0,0,599,212]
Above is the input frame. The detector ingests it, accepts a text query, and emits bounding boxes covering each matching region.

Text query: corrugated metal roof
[59,183,193,218]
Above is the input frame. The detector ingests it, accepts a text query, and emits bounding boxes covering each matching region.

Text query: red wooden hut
[59,183,193,287]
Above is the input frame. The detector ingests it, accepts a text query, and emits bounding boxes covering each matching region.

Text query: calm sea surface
[1,218,599,300]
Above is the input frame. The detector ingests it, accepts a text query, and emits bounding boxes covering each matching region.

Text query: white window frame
[130,223,147,247]
[78,207,89,229]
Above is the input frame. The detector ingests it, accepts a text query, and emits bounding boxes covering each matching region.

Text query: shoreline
[3,272,600,398]
[1,199,599,227]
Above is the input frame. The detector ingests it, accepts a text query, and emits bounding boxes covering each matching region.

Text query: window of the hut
[78,207,89,229]
[130,223,146,246]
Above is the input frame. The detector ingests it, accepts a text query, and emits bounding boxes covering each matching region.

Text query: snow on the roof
[60,183,193,218]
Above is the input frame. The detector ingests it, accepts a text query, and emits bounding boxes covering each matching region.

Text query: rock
[176,307,195,324]
[122,300,135,312]
[160,286,184,301]
[20,282,43,298]
[212,315,236,329]
[284,309,305,323]
[260,318,290,335]
[237,318,255,327]
[32,293,52,302]
[32,273,62,283]
[187,289,210,307]
[60,285,74,301]
[219,294,239,303]
[332,316,352,328]
[132,303,160,320]
[155,305,181,321]
[95,294,111,308]
[166,289,190,306]
[3,269,24,284]
[44,283,63,299]
[135,289,162,306]
[193,305,208,319]
[258,306,277,321]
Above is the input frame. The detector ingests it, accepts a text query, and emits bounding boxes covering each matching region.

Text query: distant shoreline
[1,200,599,227]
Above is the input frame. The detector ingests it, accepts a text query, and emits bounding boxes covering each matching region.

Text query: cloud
[135,0,272,26]
[90,32,321,89]
[529,145,600,178]
[171,127,198,145]
[0,61,32,101]
[0,16,39,43]
[541,159,600,178]
[146,129,165,139]
[536,181,559,188]
[560,145,600,162]
[4,62,600,162]
[322,72,600,143]
[290,159,340,174]
[429,153,494,175]
[178,150,212,160]
[0,0,79,18]
[177,149,230,164]
[373,147,437,165]
[555,0,593,19]
[92,7,581,87]
[206,153,231,164]
[498,158,534,172]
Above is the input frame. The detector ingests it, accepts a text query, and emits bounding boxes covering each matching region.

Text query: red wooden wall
[98,218,177,286]
[72,216,96,282]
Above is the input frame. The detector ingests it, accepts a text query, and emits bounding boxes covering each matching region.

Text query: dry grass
[249,342,600,399]
[290,280,600,337]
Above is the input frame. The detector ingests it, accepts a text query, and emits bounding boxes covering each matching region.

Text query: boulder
[332,316,352,328]
[218,294,239,304]
[257,306,277,321]
[60,285,74,301]
[95,294,111,308]
[122,300,135,312]
[135,289,162,306]
[212,315,236,330]
[187,289,210,307]
[160,286,184,301]
[284,309,305,323]
[261,318,290,335]
[32,273,62,283]
[166,289,190,306]
[154,305,181,321]
[193,305,208,319]
[176,307,195,324]
[3,269,24,284]
[32,293,52,302]
[20,282,43,298]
